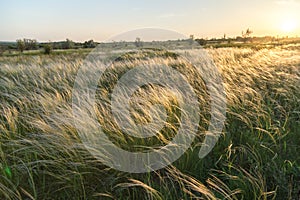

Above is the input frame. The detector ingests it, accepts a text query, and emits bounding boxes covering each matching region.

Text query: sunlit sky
[0,0,299,42]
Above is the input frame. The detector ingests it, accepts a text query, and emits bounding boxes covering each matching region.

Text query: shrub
[43,44,53,54]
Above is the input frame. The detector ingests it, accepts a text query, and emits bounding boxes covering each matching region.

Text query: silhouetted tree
[16,39,38,52]
[242,28,253,43]
[189,34,195,44]
[43,43,53,54]
[16,39,25,53]
[24,39,38,50]
[195,38,207,46]
[83,40,96,48]
[135,37,142,47]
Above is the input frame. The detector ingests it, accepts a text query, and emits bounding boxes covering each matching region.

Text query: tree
[62,38,74,49]
[189,34,195,45]
[17,39,25,53]
[190,34,194,40]
[43,43,52,55]
[16,38,38,52]
[135,37,142,47]
[195,38,207,46]
[83,40,96,48]
[24,39,38,50]
[242,28,253,43]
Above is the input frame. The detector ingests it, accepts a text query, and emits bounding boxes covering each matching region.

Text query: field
[0,44,299,199]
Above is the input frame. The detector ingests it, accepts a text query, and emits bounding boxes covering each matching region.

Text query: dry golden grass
[0,46,299,199]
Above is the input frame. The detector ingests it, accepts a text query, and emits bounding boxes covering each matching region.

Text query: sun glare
[281,19,297,33]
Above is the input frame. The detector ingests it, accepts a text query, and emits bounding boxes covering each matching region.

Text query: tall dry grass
[0,46,299,199]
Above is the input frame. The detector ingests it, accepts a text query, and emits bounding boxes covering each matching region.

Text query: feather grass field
[0,45,299,199]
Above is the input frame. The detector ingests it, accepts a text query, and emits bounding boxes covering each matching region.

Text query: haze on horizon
[0,0,299,42]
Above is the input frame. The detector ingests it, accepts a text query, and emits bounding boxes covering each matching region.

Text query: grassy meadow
[0,44,299,200]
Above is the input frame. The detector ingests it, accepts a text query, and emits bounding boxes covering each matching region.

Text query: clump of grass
[0,46,299,199]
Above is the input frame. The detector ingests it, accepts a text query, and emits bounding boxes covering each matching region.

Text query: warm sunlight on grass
[0,45,300,199]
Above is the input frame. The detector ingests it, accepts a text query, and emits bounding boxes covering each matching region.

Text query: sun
[280,19,297,33]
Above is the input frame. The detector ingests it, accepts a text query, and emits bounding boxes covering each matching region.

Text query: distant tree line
[0,38,99,55]
[48,39,96,50]
[195,28,254,46]
[1,29,300,56]
[195,35,280,47]
[193,28,295,46]
[0,38,98,54]
[16,38,38,52]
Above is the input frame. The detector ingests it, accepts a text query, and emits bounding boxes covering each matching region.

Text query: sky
[0,0,299,42]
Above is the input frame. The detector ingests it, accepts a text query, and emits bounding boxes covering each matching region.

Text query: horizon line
[1,34,300,43]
